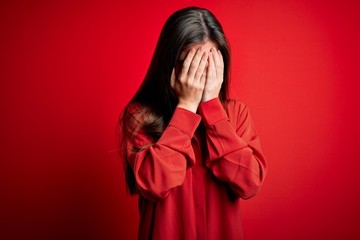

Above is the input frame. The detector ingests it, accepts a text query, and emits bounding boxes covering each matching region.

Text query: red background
[1,0,360,239]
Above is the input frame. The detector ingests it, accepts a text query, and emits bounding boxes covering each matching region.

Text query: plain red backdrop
[1,0,360,239]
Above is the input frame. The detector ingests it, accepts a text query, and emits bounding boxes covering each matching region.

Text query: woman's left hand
[201,47,224,102]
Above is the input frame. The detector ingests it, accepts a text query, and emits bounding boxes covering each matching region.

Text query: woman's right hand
[171,47,208,113]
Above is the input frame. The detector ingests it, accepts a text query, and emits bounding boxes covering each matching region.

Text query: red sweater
[124,98,267,240]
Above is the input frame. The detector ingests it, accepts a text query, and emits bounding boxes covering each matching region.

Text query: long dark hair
[119,6,231,194]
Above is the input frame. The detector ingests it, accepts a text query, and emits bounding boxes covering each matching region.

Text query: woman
[119,6,267,240]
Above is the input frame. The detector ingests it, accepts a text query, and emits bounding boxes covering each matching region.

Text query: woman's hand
[201,47,224,102]
[171,47,208,113]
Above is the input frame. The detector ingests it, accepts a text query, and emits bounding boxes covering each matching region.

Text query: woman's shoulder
[126,101,144,114]
[121,102,147,128]
[224,98,249,114]
[223,98,251,128]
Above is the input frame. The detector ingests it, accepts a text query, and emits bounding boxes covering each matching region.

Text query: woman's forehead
[179,41,218,60]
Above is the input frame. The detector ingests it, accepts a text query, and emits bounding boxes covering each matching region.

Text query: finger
[218,49,224,64]
[212,48,221,74]
[217,49,224,79]
[205,52,215,84]
[194,51,208,81]
[200,68,207,86]
[207,52,215,81]
[187,47,205,79]
[170,67,175,88]
[179,48,196,80]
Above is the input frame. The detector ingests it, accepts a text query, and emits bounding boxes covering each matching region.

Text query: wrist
[198,97,228,126]
[177,101,198,113]
[201,93,219,102]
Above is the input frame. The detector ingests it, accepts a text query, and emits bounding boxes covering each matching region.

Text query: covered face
[175,40,218,78]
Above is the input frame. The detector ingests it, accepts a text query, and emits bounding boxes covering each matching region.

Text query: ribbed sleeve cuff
[168,107,202,137]
[198,98,228,126]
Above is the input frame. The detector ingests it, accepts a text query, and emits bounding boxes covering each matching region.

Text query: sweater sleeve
[124,105,201,201]
[198,98,267,199]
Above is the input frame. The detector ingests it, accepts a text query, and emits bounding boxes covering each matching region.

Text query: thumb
[170,68,176,89]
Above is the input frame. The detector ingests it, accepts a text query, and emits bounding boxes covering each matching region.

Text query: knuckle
[179,75,186,82]
[184,79,191,86]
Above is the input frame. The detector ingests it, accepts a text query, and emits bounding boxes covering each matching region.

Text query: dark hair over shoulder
[118,6,231,194]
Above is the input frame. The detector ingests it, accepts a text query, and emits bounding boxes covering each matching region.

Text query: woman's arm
[125,106,201,201]
[198,98,267,199]
[125,47,208,201]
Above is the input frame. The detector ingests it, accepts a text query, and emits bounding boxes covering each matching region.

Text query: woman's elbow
[135,170,186,201]
[136,184,171,202]
[230,175,264,200]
